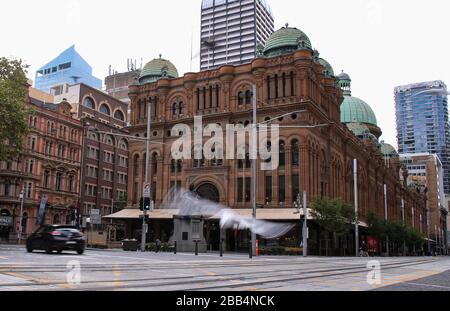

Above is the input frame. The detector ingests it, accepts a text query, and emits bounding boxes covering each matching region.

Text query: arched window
[99,104,111,115]
[179,102,184,115]
[282,73,286,97]
[238,92,244,106]
[133,154,140,176]
[68,175,74,192]
[274,74,279,98]
[177,160,183,172]
[245,90,252,105]
[171,159,176,173]
[104,134,115,146]
[152,153,158,174]
[292,140,299,166]
[279,141,286,167]
[119,139,128,150]
[84,97,95,110]
[172,103,178,116]
[53,214,60,225]
[114,110,125,121]
[89,132,99,141]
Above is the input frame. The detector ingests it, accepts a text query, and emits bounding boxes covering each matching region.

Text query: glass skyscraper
[395,81,450,194]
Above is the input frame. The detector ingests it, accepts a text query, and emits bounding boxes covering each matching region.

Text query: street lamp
[294,192,308,257]
[18,189,24,245]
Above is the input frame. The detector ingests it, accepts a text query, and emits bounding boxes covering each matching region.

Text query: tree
[311,197,356,253]
[367,212,387,241]
[0,57,32,161]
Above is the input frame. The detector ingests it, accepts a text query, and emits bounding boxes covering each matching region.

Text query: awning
[104,208,312,221]
[103,209,179,220]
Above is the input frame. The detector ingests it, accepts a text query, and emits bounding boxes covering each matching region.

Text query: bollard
[174,241,177,254]
[195,241,199,256]
[220,239,223,257]
[249,241,253,259]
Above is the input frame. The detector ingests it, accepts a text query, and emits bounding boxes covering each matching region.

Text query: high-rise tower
[200,0,274,71]
[395,81,450,194]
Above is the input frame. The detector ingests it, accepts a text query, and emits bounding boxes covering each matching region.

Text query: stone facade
[125,49,428,245]
[0,87,82,241]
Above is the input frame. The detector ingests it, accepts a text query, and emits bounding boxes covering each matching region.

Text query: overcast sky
[2,0,449,148]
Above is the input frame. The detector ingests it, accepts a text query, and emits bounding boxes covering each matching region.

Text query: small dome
[318,58,335,77]
[337,71,351,81]
[341,96,378,126]
[380,142,399,158]
[263,25,312,57]
[139,55,179,85]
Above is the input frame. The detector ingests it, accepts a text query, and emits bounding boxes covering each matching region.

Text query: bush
[145,242,175,252]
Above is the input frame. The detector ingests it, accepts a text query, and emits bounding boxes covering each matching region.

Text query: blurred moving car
[26,225,86,255]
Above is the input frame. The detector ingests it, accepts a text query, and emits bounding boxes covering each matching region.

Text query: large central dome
[139,55,179,85]
[263,24,312,57]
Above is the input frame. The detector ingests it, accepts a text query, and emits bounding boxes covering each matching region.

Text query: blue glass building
[34,45,102,94]
[395,81,450,194]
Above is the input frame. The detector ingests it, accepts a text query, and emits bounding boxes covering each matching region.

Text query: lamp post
[294,192,308,257]
[18,189,24,245]
[354,159,359,257]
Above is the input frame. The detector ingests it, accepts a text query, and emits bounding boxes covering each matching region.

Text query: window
[265,176,272,203]
[267,76,271,99]
[104,135,114,146]
[282,73,286,97]
[4,182,11,196]
[179,102,184,115]
[68,175,74,192]
[56,173,63,191]
[58,62,71,70]
[292,174,299,202]
[274,74,279,98]
[245,177,251,202]
[290,71,295,96]
[43,170,50,189]
[172,103,178,116]
[26,183,33,198]
[238,92,244,106]
[114,110,125,121]
[279,175,286,203]
[103,169,113,181]
[83,97,95,110]
[237,178,243,202]
[88,147,99,160]
[85,184,97,197]
[245,90,252,105]
[87,165,98,178]
[292,140,299,166]
[100,104,111,115]
[27,159,34,174]
[152,153,158,174]
[103,151,114,163]
[279,141,286,167]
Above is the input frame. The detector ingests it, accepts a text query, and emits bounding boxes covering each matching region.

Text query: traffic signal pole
[141,99,152,252]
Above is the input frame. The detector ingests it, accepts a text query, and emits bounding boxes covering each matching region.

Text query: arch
[118,138,128,150]
[195,183,220,203]
[53,214,60,224]
[103,134,115,146]
[189,176,226,204]
[83,96,96,110]
[113,109,125,121]
[99,103,111,116]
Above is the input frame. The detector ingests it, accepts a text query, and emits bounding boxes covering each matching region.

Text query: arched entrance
[194,183,220,251]
[195,183,220,203]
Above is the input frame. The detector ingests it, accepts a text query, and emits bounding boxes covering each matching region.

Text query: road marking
[112,265,124,288]
[0,257,7,260]
[406,282,450,290]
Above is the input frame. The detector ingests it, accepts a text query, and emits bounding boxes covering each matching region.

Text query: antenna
[140,58,143,70]
[190,25,194,72]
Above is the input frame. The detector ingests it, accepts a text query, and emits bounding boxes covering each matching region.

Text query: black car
[26,225,86,255]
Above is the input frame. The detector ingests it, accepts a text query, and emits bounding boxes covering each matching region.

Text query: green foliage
[310,197,356,236]
[367,213,425,249]
[145,242,175,252]
[0,57,32,161]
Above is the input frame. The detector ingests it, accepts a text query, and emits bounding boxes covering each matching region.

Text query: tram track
[0,258,437,291]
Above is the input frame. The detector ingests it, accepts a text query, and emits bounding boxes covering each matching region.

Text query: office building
[200,0,274,71]
[35,45,102,94]
[395,81,450,194]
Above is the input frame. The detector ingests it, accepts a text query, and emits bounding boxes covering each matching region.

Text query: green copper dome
[341,96,378,126]
[139,56,179,85]
[318,58,334,77]
[380,142,399,158]
[263,25,312,57]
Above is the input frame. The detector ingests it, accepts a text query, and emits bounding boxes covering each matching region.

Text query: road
[0,245,449,291]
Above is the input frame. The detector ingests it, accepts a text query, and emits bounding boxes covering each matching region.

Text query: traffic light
[144,198,151,211]
[139,197,152,211]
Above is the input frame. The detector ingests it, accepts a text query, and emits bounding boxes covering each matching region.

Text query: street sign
[90,209,102,225]
[143,183,151,198]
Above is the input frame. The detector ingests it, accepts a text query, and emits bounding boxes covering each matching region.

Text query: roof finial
[159,53,162,59]
[285,22,289,28]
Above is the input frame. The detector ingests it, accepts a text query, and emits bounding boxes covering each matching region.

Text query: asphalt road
[0,245,449,291]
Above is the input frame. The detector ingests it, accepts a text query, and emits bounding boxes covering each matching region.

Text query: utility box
[122,239,138,251]
[171,216,207,253]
